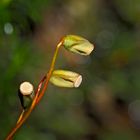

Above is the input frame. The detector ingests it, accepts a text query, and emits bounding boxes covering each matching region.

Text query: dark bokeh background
[0,0,140,139]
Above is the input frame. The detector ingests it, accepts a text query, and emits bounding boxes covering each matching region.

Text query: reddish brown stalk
[36,39,64,104]
[5,38,64,140]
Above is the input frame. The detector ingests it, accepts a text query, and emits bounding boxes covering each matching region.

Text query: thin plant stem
[5,38,64,140]
[36,40,63,103]
[16,110,25,124]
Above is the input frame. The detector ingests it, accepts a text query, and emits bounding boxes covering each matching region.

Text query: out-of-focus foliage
[0,0,140,140]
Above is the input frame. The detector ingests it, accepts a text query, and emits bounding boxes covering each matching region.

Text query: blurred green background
[0,0,140,139]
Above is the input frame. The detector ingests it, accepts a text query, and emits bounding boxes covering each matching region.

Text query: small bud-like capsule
[50,70,82,88]
[18,81,34,109]
[63,35,94,56]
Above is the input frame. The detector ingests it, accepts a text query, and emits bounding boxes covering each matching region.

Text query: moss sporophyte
[5,35,94,140]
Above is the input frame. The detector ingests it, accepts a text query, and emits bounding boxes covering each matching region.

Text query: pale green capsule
[50,70,82,88]
[63,35,94,56]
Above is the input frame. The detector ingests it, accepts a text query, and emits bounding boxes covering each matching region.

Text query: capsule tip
[19,82,33,95]
[74,75,82,87]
